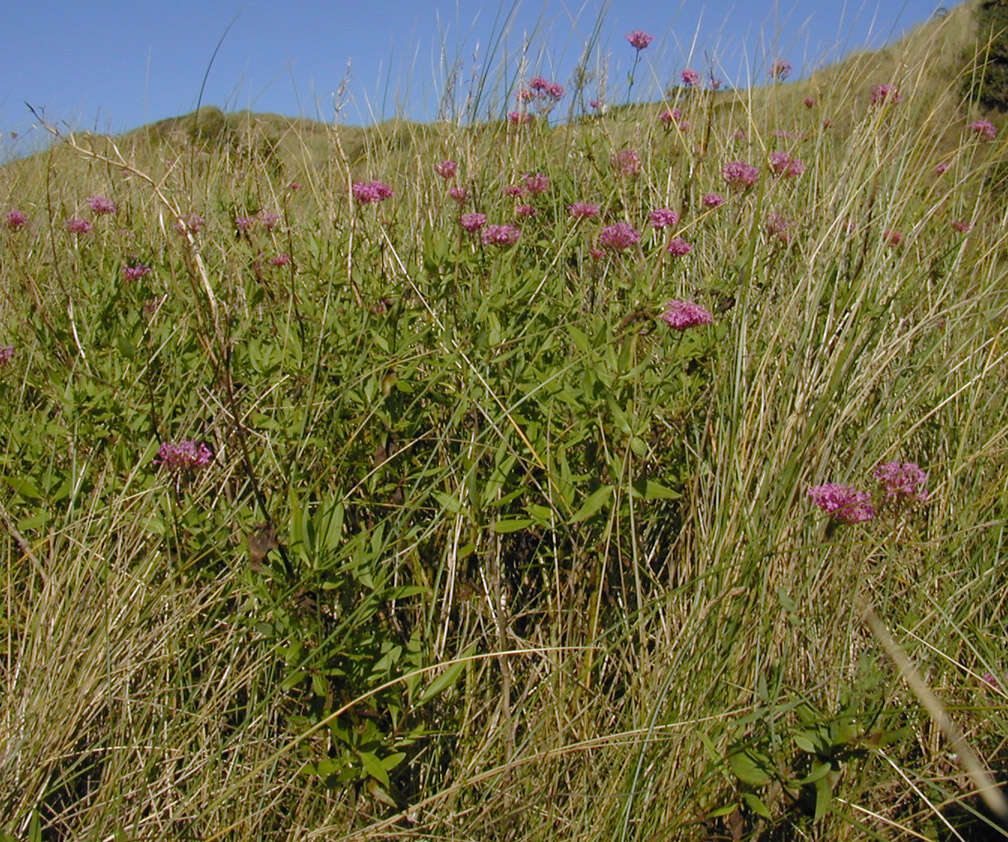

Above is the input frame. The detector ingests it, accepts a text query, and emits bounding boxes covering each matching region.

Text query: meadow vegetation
[1,2,1007,839]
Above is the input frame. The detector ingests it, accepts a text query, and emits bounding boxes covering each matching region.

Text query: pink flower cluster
[568,202,600,220]
[612,148,641,176]
[66,217,93,235]
[768,152,806,177]
[482,224,521,246]
[460,212,486,232]
[86,195,117,215]
[766,213,795,243]
[770,59,792,80]
[702,193,725,208]
[5,209,28,230]
[0,345,13,365]
[967,119,997,140]
[870,84,902,105]
[722,161,759,187]
[599,222,640,250]
[681,68,701,87]
[154,440,213,471]
[666,237,693,256]
[523,172,550,194]
[122,263,152,281]
[659,299,712,331]
[649,208,680,229]
[434,159,458,179]
[175,213,205,236]
[872,462,928,502]
[352,181,393,204]
[508,111,534,125]
[807,484,875,524]
[448,186,468,204]
[626,30,654,50]
[268,254,291,266]
[257,210,280,230]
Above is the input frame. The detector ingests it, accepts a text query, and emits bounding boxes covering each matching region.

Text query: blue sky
[2,0,950,157]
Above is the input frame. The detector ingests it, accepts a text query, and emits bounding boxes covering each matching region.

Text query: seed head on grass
[659,299,712,330]
[808,483,875,524]
[154,441,213,472]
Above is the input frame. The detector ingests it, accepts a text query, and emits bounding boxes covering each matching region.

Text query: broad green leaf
[742,792,772,819]
[799,761,833,785]
[358,750,390,787]
[813,776,833,821]
[569,485,613,523]
[5,476,43,500]
[493,518,533,533]
[727,750,773,787]
[418,653,469,705]
[632,479,681,500]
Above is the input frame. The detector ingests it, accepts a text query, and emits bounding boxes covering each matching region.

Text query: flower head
[649,208,680,229]
[722,160,760,187]
[235,216,255,232]
[870,84,902,105]
[0,346,13,366]
[257,210,280,230]
[568,202,600,220]
[872,461,927,502]
[681,68,701,87]
[803,97,817,108]
[66,217,93,235]
[87,195,117,215]
[434,159,459,179]
[666,237,693,256]
[508,111,533,124]
[702,193,725,208]
[523,172,550,194]
[612,148,641,176]
[626,30,654,50]
[883,229,902,246]
[482,224,521,246]
[174,213,205,236]
[502,184,526,198]
[447,186,468,204]
[659,299,712,331]
[515,204,537,218]
[808,483,875,524]
[5,209,28,230]
[598,222,640,250]
[770,59,792,80]
[768,152,806,177]
[459,212,487,232]
[268,253,291,266]
[154,440,213,472]
[935,161,950,174]
[766,213,795,243]
[352,181,393,204]
[122,263,152,281]
[967,119,997,140]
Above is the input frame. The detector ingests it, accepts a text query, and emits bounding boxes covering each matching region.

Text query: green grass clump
[2,3,1008,839]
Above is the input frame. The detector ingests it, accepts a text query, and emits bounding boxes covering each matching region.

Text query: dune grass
[1,3,1008,839]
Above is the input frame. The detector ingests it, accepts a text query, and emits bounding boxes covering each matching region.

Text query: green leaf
[632,479,681,500]
[569,484,613,523]
[742,792,772,820]
[707,802,739,819]
[358,750,390,787]
[813,776,833,821]
[799,761,833,785]
[493,518,533,533]
[4,476,43,500]
[418,649,472,705]
[728,750,773,787]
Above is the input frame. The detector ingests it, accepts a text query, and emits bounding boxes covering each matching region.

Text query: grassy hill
[2,3,1008,840]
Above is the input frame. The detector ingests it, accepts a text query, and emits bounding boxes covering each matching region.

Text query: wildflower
[768,152,806,177]
[803,97,816,108]
[649,208,680,229]
[807,483,875,524]
[666,237,693,256]
[268,254,291,266]
[502,184,525,198]
[518,88,536,103]
[598,222,640,250]
[872,461,927,502]
[5,209,28,230]
[589,99,604,111]
[870,84,901,105]
[612,148,641,176]
[822,119,833,129]
[175,213,205,235]
[709,77,723,91]
[447,186,468,204]
[951,220,971,233]
[681,68,701,87]
[529,76,549,92]
[883,229,902,246]
[568,202,600,220]
[122,263,152,281]
[983,673,1000,688]
[588,247,605,260]
[288,182,300,191]
[235,216,255,232]
[257,210,280,229]
[508,111,533,125]
[766,213,795,243]
[86,195,117,215]
[66,217,93,235]
[516,204,537,217]
[967,119,997,140]
[660,108,683,125]
[434,159,458,179]
[722,160,759,187]
[154,440,213,471]
[935,161,950,174]
[352,181,393,204]
[546,82,565,100]
[733,129,748,142]
[659,299,713,331]
[702,193,725,208]
[770,59,792,80]
[459,212,486,232]
[0,345,13,365]
[626,30,654,50]
[523,173,550,194]
[482,224,521,246]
